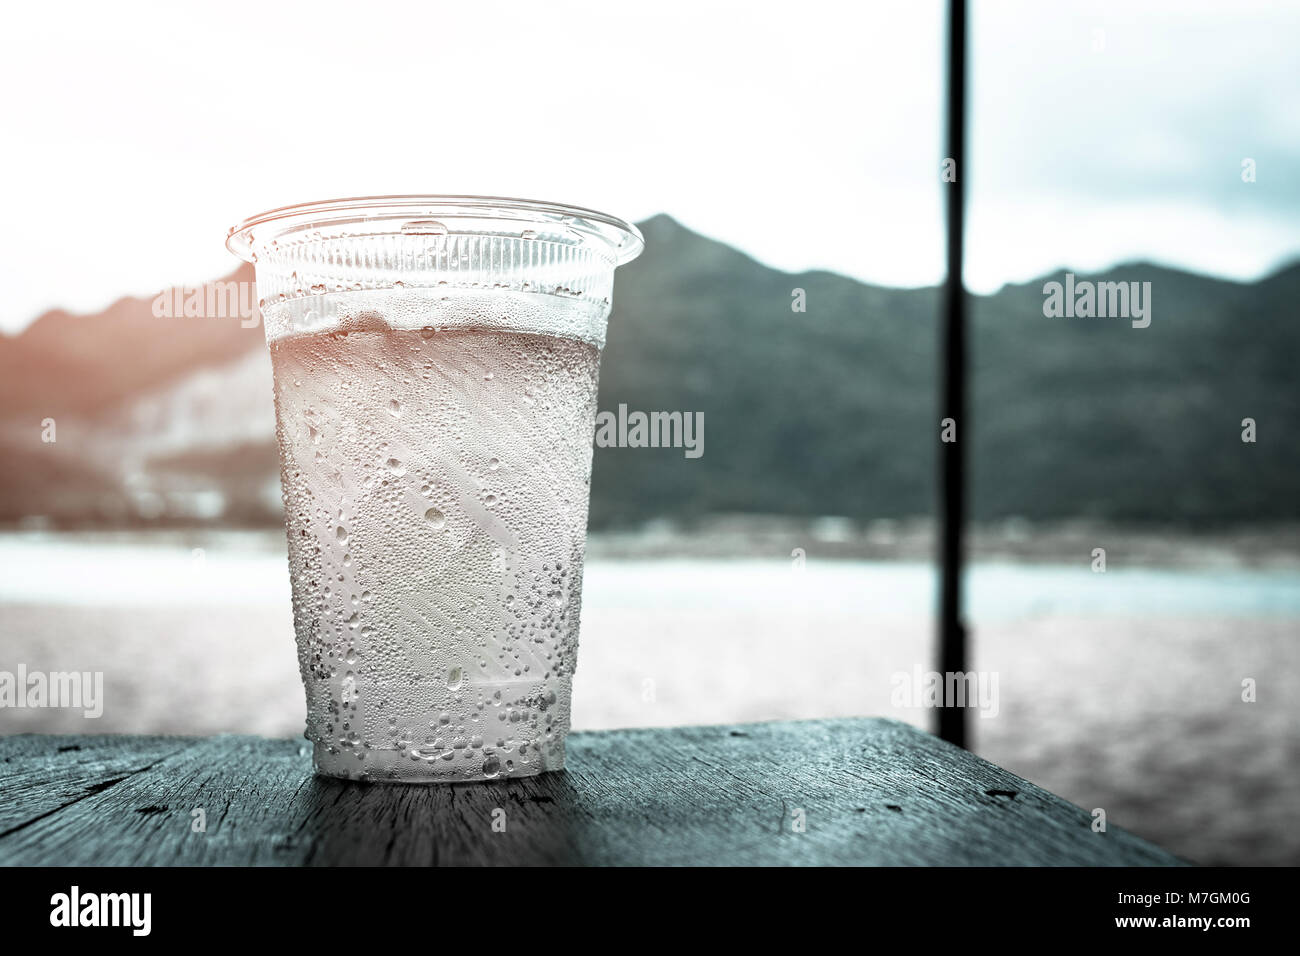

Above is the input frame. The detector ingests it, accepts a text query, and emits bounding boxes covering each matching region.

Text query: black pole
[937,0,968,748]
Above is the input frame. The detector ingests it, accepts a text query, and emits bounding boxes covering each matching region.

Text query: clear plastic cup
[226,196,643,782]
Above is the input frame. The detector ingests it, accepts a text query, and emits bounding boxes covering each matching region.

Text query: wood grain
[0,718,1185,866]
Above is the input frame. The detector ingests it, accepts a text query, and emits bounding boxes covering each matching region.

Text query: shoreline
[0,516,1298,569]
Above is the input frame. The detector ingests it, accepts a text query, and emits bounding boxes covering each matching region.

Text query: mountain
[591,214,941,525]
[968,261,1300,523]
[0,262,260,419]
[0,216,1295,528]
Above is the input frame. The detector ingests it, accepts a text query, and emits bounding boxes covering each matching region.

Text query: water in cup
[267,294,599,780]
[228,198,643,782]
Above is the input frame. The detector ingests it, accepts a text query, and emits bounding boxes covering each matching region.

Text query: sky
[0,0,1297,331]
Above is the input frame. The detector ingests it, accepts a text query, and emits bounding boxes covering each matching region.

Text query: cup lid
[226,194,644,265]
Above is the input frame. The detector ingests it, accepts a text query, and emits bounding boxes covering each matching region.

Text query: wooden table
[0,718,1184,866]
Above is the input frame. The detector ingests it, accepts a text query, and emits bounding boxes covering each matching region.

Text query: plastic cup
[226,196,642,782]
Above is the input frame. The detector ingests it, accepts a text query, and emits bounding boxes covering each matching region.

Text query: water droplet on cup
[424,507,446,530]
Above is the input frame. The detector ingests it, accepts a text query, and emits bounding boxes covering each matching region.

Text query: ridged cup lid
[226,194,644,266]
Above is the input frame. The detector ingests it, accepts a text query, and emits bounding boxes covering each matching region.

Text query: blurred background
[1,0,1297,864]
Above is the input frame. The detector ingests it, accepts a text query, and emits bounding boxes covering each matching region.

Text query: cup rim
[226,194,644,266]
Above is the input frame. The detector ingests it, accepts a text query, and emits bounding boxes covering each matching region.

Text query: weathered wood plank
[0,719,1185,866]
[0,735,189,838]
